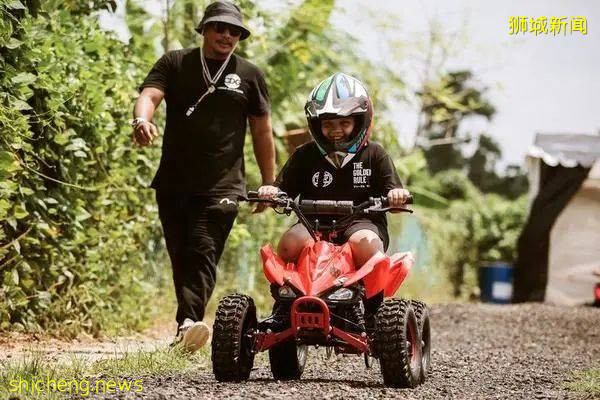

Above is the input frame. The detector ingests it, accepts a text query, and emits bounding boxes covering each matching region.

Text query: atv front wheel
[211,294,257,382]
[374,299,422,388]
[411,300,431,383]
[269,341,308,380]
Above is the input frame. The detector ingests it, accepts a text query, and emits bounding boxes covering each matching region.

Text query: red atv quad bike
[211,192,431,388]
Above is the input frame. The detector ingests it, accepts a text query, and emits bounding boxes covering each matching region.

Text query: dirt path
[84,303,599,400]
[0,320,177,364]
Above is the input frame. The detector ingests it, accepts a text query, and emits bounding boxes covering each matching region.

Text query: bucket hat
[195,1,251,40]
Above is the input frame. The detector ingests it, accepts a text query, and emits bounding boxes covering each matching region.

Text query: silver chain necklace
[186,44,237,117]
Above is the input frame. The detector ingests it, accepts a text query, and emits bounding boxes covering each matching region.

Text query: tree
[417,70,495,174]
[467,134,528,199]
[468,134,502,191]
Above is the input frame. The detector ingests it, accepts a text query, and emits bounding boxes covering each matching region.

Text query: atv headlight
[278,285,296,299]
[327,288,354,301]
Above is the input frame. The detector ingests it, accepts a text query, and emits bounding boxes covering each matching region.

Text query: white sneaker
[176,318,210,353]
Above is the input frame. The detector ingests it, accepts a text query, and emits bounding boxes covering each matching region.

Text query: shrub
[0,5,164,336]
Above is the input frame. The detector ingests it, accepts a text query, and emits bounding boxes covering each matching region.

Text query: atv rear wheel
[269,341,308,380]
[211,294,257,382]
[411,300,431,383]
[374,299,422,388]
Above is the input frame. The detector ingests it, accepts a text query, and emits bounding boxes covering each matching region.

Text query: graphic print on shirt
[224,73,241,89]
[353,161,371,188]
[312,171,334,188]
[219,73,244,94]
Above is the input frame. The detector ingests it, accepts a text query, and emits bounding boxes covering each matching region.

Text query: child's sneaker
[174,318,210,353]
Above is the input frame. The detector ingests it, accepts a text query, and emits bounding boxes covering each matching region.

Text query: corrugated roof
[528,133,600,168]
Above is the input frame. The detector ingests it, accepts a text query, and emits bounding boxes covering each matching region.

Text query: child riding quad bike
[211,192,432,388]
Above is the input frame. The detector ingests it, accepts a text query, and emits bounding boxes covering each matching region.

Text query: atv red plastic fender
[261,243,355,296]
[260,245,308,295]
[261,244,414,299]
[342,251,389,298]
[343,251,415,298]
[383,252,415,297]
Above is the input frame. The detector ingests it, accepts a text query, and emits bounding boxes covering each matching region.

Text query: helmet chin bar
[325,152,356,169]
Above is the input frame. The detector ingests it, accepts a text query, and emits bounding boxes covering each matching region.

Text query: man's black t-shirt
[274,140,403,231]
[140,47,270,196]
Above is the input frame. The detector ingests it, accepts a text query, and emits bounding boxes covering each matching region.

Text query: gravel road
[94,303,599,400]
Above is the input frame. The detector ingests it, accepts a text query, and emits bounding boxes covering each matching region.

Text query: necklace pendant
[208,85,215,93]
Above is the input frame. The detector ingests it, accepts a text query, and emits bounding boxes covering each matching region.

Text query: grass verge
[0,346,208,399]
[563,366,600,397]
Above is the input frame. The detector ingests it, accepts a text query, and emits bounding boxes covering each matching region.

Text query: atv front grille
[291,297,331,335]
[296,312,325,329]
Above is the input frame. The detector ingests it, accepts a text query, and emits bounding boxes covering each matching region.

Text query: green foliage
[422,193,528,297]
[427,169,479,201]
[0,4,164,336]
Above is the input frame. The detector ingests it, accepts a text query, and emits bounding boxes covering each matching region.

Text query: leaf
[20,187,34,196]
[7,0,26,10]
[0,199,10,219]
[7,217,17,230]
[12,269,19,285]
[10,98,32,111]
[5,38,23,49]
[0,151,17,170]
[37,291,51,302]
[75,207,91,221]
[11,72,37,86]
[13,204,29,219]
[13,240,20,254]
[53,132,70,145]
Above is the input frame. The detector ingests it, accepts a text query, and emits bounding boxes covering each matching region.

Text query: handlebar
[244,191,413,215]
[244,191,413,241]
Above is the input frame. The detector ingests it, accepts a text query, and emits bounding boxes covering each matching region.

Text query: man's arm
[249,113,276,185]
[132,87,165,147]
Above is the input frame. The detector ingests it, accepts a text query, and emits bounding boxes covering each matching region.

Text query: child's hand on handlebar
[257,185,279,200]
[253,185,279,214]
[387,188,411,208]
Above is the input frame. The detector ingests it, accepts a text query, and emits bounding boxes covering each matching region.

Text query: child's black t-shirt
[274,140,403,230]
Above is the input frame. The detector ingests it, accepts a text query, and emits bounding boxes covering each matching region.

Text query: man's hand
[133,121,158,147]
[253,185,279,213]
[132,87,164,147]
[387,188,411,208]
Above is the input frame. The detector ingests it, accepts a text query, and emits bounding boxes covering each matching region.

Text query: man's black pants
[156,191,238,325]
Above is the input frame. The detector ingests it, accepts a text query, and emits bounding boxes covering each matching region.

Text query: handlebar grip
[380,194,414,206]
[245,191,287,201]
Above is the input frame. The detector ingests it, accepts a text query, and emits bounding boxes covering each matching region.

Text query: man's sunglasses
[206,22,242,37]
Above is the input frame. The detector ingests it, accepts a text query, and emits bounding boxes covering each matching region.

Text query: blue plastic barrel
[479,262,514,304]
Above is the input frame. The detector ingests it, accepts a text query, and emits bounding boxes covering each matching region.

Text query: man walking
[132,1,275,352]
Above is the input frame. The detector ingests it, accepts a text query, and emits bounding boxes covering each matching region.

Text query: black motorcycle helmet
[304,73,374,168]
